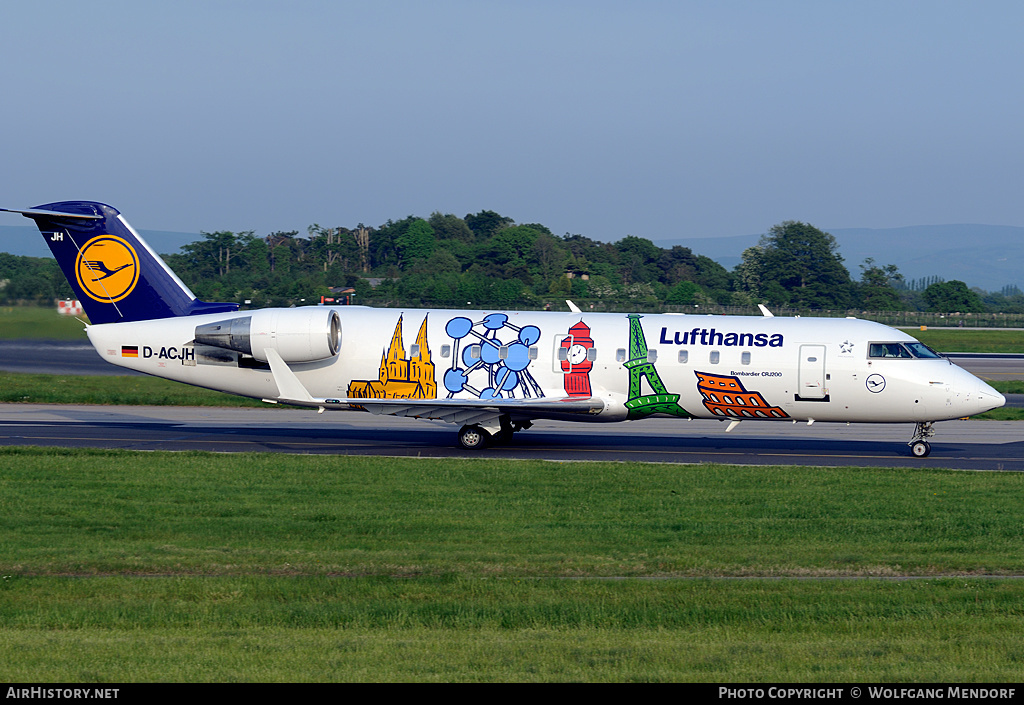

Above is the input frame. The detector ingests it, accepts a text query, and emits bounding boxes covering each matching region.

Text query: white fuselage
[85,307,1004,425]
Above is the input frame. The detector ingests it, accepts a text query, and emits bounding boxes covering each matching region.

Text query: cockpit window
[905,342,943,359]
[869,342,913,359]
[869,342,943,359]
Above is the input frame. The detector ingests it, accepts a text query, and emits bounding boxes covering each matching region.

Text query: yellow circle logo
[75,235,140,303]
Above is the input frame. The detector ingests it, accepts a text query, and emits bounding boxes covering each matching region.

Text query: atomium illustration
[443,313,543,399]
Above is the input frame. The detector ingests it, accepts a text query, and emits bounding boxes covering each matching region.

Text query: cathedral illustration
[347,314,437,399]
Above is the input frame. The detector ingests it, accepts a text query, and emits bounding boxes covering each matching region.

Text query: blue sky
[2,1,1022,242]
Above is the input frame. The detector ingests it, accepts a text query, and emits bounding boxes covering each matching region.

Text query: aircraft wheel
[910,440,931,458]
[458,425,490,450]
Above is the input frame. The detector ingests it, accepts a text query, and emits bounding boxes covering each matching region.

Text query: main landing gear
[457,416,531,450]
[908,421,935,458]
[458,424,490,450]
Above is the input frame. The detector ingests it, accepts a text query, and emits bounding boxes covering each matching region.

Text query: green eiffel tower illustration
[624,314,689,419]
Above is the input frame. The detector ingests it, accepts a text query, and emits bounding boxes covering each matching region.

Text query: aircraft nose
[970,380,1005,415]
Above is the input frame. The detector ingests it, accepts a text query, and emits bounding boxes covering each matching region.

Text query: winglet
[758,304,774,317]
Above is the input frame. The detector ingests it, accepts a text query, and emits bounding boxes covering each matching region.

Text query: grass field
[0,306,89,339]
[0,371,266,407]
[2,307,1024,680]
[3,447,1024,681]
[911,327,1024,354]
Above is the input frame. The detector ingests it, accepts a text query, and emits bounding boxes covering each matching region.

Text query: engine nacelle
[195,308,341,363]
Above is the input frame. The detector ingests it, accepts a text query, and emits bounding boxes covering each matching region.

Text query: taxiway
[1,403,1020,471]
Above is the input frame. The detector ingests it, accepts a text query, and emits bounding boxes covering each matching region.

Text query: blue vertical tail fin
[2,201,238,324]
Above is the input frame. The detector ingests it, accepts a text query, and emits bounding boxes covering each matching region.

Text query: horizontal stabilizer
[0,207,102,220]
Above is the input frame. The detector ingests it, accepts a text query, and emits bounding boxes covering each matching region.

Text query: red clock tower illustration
[560,320,594,396]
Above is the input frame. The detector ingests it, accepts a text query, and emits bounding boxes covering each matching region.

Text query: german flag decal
[121,345,139,358]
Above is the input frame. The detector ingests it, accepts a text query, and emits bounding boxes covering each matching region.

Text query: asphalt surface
[0,339,1021,469]
[0,404,1020,471]
[0,339,144,376]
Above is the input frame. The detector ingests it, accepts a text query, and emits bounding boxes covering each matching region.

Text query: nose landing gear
[908,421,935,458]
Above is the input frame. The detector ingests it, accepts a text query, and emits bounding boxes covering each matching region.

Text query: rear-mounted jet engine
[195,308,341,363]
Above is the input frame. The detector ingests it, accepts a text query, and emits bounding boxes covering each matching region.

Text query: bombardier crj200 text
[2,202,1006,457]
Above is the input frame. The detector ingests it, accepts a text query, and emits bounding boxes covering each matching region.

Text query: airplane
[1,201,1006,457]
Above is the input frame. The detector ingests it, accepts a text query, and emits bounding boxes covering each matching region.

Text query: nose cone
[970,380,1005,415]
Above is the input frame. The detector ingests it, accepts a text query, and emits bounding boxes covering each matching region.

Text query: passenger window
[554,335,570,372]
[529,347,538,360]
[616,348,626,362]
[469,345,481,359]
[587,348,597,362]
[678,350,689,364]
[441,344,451,358]
[647,349,658,363]
[741,351,751,365]
[710,351,720,364]
[411,344,420,357]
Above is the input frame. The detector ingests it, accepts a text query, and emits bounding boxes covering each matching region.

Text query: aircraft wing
[270,393,605,426]
[261,348,604,425]
[337,396,605,425]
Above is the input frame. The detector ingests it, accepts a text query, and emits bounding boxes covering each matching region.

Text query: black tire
[911,440,931,458]
[458,425,490,450]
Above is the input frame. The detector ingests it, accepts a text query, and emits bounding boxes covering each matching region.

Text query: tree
[656,245,698,285]
[614,235,661,284]
[371,217,420,270]
[482,225,542,282]
[532,232,568,284]
[733,246,766,300]
[857,258,903,311]
[265,231,299,274]
[464,210,513,240]
[923,280,985,313]
[307,225,361,274]
[693,255,732,300]
[428,212,474,243]
[750,221,852,308]
[395,219,436,268]
[666,280,702,305]
[173,230,261,281]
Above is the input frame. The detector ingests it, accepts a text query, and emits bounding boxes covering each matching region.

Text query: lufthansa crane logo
[74,235,140,303]
[866,374,886,393]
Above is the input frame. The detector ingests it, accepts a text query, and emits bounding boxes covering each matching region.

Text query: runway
[1,339,1021,469]
[1,403,1021,471]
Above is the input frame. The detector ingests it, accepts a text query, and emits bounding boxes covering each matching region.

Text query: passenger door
[797,344,827,400]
